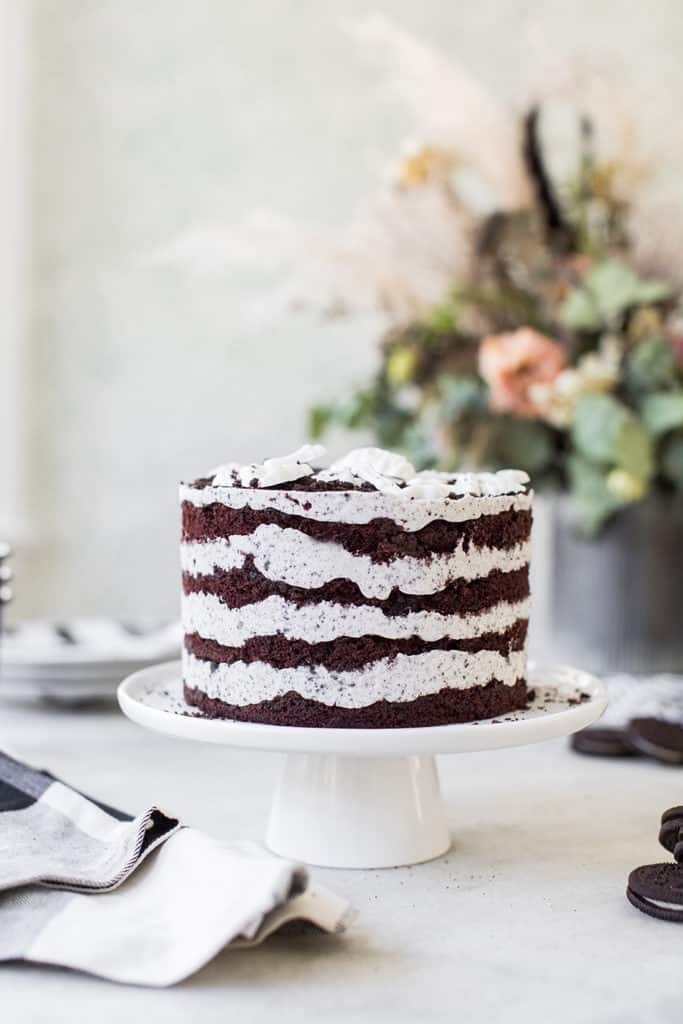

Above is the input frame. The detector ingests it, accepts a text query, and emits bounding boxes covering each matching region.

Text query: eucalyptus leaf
[427,298,460,334]
[572,393,653,479]
[374,403,414,450]
[568,454,626,535]
[488,417,555,474]
[626,336,677,392]
[438,374,485,418]
[615,417,654,479]
[308,403,334,439]
[572,393,629,462]
[560,289,601,332]
[344,389,378,430]
[560,259,671,331]
[401,424,438,470]
[640,391,683,436]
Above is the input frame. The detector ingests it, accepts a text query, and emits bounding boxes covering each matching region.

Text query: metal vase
[535,493,683,675]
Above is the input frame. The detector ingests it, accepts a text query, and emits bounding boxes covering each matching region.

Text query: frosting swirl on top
[328,447,416,493]
[212,444,325,488]
[210,444,529,497]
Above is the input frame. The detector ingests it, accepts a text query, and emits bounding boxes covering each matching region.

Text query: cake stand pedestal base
[266,753,450,868]
[118,664,607,869]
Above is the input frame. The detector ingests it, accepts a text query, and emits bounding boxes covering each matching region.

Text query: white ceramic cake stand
[118,663,606,869]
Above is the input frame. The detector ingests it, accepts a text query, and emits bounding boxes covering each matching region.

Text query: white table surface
[2,698,681,1023]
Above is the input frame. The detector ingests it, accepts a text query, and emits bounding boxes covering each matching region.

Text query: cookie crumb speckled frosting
[180,446,533,728]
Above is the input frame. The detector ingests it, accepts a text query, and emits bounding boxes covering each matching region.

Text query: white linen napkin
[0,751,353,986]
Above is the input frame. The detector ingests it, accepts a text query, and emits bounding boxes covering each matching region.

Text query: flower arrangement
[160,17,683,532]
[304,23,683,533]
[310,184,683,531]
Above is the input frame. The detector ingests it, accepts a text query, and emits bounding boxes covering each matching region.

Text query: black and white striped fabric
[0,751,352,986]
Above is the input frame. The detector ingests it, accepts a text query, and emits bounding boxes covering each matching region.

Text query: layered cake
[180,446,532,728]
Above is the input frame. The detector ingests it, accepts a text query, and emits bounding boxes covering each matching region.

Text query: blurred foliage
[560,261,671,333]
[625,336,678,392]
[571,394,653,481]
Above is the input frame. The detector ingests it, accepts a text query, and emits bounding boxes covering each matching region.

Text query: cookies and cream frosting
[209,444,529,498]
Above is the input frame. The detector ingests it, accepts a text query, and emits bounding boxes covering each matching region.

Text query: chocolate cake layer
[182,502,531,561]
[184,619,528,670]
[183,678,529,728]
[182,561,530,615]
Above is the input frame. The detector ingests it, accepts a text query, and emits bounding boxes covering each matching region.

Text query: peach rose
[478,327,567,418]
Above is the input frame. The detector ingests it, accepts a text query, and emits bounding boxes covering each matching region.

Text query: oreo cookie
[570,727,637,758]
[627,719,683,765]
[627,863,683,923]
[571,676,683,762]
[659,806,683,863]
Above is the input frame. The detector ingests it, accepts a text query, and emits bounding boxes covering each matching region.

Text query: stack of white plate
[1,619,182,705]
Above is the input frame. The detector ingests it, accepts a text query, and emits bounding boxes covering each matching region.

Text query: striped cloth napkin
[0,750,352,986]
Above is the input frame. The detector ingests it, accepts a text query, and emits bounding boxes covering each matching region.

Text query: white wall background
[10,0,683,619]
[0,1,29,543]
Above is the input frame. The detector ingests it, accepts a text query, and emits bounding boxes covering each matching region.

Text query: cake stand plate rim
[117,662,606,757]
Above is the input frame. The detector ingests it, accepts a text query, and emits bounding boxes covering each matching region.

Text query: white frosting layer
[181,528,530,600]
[181,592,530,645]
[181,483,532,531]
[183,647,526,707]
